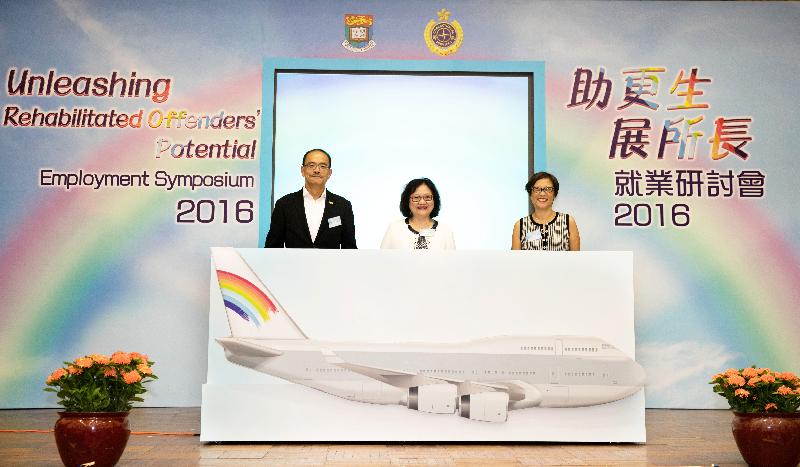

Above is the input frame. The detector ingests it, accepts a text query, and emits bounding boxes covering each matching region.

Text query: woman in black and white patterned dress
[512,172,580,251]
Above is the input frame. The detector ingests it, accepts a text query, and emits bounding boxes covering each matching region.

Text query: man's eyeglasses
[410,195,433,203]
[532,187,554,194]
[303,162,329,170]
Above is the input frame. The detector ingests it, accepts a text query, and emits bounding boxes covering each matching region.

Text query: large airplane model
[212,247,646,423]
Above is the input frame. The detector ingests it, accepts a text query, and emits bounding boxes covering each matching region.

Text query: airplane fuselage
[219,335,645,414]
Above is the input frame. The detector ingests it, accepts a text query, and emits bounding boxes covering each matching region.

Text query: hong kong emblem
[424,9,463,56]
[342,14,376,53]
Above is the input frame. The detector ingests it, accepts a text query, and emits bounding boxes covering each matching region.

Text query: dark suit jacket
[264,189,357,249]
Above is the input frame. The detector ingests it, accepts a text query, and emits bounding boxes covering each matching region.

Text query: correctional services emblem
[342,14,376,53]
[424,9,463,56]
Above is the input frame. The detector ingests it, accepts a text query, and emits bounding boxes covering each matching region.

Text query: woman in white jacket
[380,178,455,250]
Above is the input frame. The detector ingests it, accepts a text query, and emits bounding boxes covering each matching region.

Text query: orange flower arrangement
[44,352,157,412]
[710,367,800,413]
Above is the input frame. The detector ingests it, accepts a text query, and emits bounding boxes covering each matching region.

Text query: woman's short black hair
[400,178,441,218]
[525,171,560,197]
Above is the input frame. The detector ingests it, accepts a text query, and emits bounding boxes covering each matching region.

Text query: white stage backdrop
[4,2,798,412]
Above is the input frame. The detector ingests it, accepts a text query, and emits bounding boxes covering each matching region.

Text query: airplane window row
[520,346,553,351]
[419,369,527,376]
[480,369,536,375]
[564,347,598,352]
[306,367,540,377]
[564,371,611,378]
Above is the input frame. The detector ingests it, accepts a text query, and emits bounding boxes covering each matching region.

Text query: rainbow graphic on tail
[215,270,277,327]
[211,247,307,340]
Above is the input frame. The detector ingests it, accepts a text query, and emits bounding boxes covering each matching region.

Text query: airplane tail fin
[211,247,307,339]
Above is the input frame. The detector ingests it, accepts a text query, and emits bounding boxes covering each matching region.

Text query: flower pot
[54,411,130,467]
[732,412,800,467]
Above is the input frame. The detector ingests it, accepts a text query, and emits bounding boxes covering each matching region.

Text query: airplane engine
[407,384,457,414]
[459,392,510,422]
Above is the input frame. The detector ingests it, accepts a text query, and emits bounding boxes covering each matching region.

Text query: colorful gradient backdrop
[1,1,798,408]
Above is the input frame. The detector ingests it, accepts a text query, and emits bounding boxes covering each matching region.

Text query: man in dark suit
[264,148,357,249]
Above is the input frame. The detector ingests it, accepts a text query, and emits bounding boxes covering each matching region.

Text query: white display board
[201,249,645,442]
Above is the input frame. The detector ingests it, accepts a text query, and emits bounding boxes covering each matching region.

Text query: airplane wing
[456,380,509,396]
[322,351,462,388]
[489,380,542,401]
[216,337,283,357]
[446,379,542,401]
[323,350,542,403]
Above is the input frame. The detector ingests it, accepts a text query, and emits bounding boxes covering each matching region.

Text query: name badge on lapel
[525,230,541,242]
[328,216,342,228]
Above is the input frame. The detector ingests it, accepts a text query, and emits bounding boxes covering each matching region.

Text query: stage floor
[1,408,744,465]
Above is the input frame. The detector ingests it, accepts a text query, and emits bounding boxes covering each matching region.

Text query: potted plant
[44,352,157,467]
[710,367,800,467]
